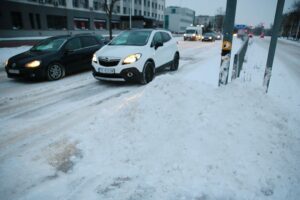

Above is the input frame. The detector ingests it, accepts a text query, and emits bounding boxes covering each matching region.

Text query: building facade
[164,6,195,33]
[0,0,165,37]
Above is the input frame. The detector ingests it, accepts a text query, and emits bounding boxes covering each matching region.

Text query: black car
[5,34,105,80]
[202,32,216,42]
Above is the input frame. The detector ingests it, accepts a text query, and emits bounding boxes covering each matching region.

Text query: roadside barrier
[231,37,249,80]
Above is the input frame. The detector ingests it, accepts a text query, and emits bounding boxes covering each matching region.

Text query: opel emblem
[12,63,16,68]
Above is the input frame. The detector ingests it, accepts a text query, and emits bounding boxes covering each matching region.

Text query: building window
[36,14,41,29]
[11,12,23,29]
[123,7,127,14]
[134,9,137,15]
[73,0,79,7]
[47,15,67,29]
[171,8,176,14]
[148,12,150,17]
[46,0,66,6]
[73,0,88,8]
[111,20,120,29]
[74,17,89,30]
[144,11,146,16]
[59,0,66,6]
[29,13,35,29]
[94,19,106,29]
[139,10,141,16]
[147,1,150,7]
[117,6,120,13]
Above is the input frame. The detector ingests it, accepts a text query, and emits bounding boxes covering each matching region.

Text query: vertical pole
[295,20,300,40]
[218,0,237,86]
[129,0,132,29]
[263,0,285,93]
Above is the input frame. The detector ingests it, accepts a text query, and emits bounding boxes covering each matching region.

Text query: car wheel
[47,63,65,81]
[140,61,155,84]
[170,53,179,71]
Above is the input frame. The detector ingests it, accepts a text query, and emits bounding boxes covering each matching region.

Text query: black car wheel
[140,61,155,84]
[170,53,179,71]
[47,63,65,81]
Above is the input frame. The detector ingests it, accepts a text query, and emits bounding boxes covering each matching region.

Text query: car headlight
[5,60,8,67]
[192,34,196,36]
[209,37,212,39]
[123,53,141,65]
[183,34,186,37]
[25,60,41,68]
[92,53,97,63]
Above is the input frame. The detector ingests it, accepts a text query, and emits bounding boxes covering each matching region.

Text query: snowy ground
[0,37,299,200]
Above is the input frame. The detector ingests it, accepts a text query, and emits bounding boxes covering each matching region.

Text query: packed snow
[0,37,299,200]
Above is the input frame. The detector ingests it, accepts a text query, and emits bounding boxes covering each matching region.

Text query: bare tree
[102,0,120,40]
[215,7,225,32]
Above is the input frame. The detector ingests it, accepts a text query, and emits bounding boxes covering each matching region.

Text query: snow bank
[0,46,31,70]
[0,38,299,200]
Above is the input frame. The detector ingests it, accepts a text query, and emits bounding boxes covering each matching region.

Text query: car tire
[140,61,155,84]
[170,53,179,71]
[47,63,65,81]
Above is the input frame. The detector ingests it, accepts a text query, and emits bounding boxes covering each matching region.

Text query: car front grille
[98,57,120,67]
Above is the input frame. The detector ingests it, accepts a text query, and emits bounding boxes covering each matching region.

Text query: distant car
[248,33,253,38]
[260,33,265,38]
[214,32,222,40]
[5,34,104,80]
[202,33,216,42]
[92,29,179,84]
[183,26,203,41]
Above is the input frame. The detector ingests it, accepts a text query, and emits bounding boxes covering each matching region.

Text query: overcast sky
[165,0,298,27]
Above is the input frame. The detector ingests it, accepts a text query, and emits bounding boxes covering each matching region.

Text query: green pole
[263,0,285,93]
[218,0,237,86]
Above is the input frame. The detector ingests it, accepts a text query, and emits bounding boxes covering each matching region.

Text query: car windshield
[186,30,196,34]
[109,30,151,46]
[30,37,67,52]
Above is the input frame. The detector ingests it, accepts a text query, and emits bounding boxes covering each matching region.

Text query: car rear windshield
[109,30,152,46]
[30,37,67,52]
[186,30,196,34]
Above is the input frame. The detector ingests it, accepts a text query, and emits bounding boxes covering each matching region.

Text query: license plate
[98,67,115,74]
[8,69,20,74]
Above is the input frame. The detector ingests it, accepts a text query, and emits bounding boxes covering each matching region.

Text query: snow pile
[0,46,31,70]
[0,38,299,200]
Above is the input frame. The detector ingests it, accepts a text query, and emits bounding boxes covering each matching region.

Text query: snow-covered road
[0,39,299,200]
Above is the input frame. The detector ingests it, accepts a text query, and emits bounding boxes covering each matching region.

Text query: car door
[80,36,102,70]
[161,32,175,62]
[61,37,84,73]
[151,32,166,68]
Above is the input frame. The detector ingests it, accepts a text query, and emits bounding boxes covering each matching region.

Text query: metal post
[129,0,132,29]
[218,0,237,86]
[263,0,285,93]
[295,20,300,40]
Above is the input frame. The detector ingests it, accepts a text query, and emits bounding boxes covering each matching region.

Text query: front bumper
[5,66,45,79]
[92,67,142,83]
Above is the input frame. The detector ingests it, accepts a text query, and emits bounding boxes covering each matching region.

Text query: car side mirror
[154,41,163,50]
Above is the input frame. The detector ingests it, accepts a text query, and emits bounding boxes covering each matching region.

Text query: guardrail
[231,37,249,80]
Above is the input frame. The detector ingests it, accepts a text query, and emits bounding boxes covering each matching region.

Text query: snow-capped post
[218,0,237,86]
[263,0,285,93]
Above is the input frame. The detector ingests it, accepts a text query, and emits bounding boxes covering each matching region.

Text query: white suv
[92,29,179,84]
